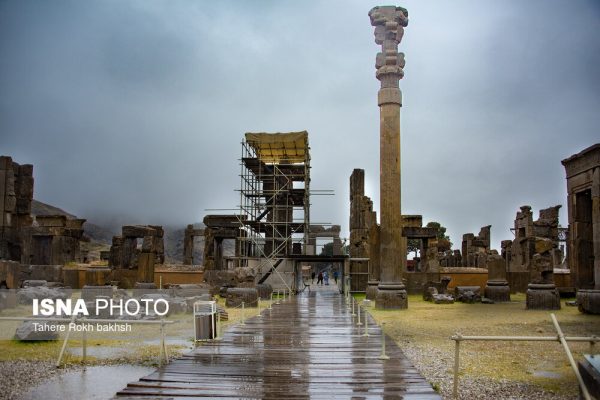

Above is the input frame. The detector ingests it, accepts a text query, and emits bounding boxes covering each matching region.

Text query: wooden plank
[115,287,440,399]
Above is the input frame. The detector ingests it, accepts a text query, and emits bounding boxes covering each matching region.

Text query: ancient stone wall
[349,169,377,292]
[21,215,86,265]
[505,205,563,272]
[461,225,491,268]
[183,224,204,265]
[0,156,34,261]
[109,225,164,271]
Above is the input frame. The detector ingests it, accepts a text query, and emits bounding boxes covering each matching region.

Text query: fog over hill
[32,199,204,263]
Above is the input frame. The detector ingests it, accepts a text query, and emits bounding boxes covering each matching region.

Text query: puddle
[19,365,154,400]
[533,370,562,379]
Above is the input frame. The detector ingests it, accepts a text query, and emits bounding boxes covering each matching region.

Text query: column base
[375,283,408,310]
[526,283,560,310]
[577,289,600,314]
[484,280,511,302]
[365,280,379,301]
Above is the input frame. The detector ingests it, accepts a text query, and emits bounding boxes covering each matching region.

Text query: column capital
[369,6,408,88]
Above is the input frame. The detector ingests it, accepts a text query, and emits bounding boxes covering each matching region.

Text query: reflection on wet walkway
[116,286,440,399]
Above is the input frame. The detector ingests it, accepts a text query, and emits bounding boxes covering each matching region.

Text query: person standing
[311,271,316,283]
[333,270,339,284]
[317,271,323,285]
[324,271,329,286]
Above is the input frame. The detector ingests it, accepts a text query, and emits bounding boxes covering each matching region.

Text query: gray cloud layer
[1,0,599,249]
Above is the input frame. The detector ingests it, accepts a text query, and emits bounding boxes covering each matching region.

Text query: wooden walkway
[116,285,441,399]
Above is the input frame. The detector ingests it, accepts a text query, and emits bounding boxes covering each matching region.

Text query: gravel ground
[0,360,79,400]
[400,342,577,400]
[367,294,592,400]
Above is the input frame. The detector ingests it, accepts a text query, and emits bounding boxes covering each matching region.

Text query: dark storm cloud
[0,0,598,248]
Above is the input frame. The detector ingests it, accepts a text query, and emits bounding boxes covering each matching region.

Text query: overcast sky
[1,0,598,250]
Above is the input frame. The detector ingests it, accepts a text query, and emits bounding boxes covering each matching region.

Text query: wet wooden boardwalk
[116,285,441,399]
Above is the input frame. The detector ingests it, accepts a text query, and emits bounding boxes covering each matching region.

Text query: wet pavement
[116,284,441,399]
[19,365,154,400]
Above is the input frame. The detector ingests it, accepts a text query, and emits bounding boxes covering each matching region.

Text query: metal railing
[0,316,174,367]
[450,313,599,400]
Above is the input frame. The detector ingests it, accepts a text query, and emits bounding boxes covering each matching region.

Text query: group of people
[311,270,339,286]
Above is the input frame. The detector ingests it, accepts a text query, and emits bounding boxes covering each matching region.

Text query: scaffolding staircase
[236,132,311,290]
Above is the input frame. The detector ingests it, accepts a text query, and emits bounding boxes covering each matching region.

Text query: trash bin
[194,300,216,341]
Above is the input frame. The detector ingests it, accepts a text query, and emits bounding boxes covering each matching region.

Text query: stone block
[4,195,16,213]
[486,254,507,281]
[225,287,258,308]
[433,294,454,304]
[423,286,437,302]
[375,286,408,309]
[577,289,600,314]
[137,252,155,283]
[526,284,560,310]
[168,284,210,298]
[122,225,156,237]
[256,283,273,300]
[484,282,511,302]
[365,282,378,300]
[29,265,63,282]
[455,286,481,303]
[85,267,111,286]
[63,268,80,289]
[81,285,114,302]
[535,237,554,254]
[17,286,69,304]
[0,156,12,170]
[133,282,158,297]
[15,320,59,341]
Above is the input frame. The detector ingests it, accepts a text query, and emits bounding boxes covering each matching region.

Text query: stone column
[183,224,194,265]
[593,167,600,290]
[370,6,409,309]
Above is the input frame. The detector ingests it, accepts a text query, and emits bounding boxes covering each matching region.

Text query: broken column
[484,254,510,302]
[562,144,600,314]
[525,209,562,310]
[369,6,409,309]
[526,252,561,310]
[349,169,377,295]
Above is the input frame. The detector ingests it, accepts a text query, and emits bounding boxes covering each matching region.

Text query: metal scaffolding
[237,132,311,278]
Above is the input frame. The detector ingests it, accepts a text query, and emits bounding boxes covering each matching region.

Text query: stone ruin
[307,225,343,256]
[438,225,499,270]
[461,225,491,268]
[183,224,204,265]
[348,169,378,298]
[0,156,34,262]
[500,205,562,309]
[484,254,510,302]
[402,215,439,273]
[0,155,87,286]
[422,276,453,304]
[437,225,493,269]
[202,215,242,272]
[109,225,165,287]
[22,215,86,265]
[502,205,564,273]
[562,144,600,314]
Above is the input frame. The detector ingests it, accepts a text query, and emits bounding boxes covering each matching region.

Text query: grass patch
[368,294,599,396]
